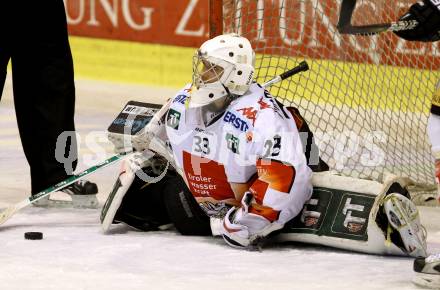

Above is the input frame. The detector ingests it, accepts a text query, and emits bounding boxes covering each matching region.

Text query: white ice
[1,78,439,290]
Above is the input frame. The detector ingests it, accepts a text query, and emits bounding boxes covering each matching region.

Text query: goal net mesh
[221,0,439,194]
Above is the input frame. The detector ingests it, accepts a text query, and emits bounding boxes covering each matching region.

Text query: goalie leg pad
[277,172,428,257]
[162,174,211,236]
[383,193,427,257]
[101,160,211,235]
[113,174,172,232]
[101,160,136,233]
[101,156,172,233]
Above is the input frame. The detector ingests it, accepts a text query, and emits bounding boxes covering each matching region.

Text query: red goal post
[208,0,439,202]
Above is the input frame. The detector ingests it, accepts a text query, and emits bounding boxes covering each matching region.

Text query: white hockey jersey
[165,83,312,228]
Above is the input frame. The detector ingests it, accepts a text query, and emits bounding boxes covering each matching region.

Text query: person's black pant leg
[0,0,12,101]
[0,47,10,101]
[12,0,78,193]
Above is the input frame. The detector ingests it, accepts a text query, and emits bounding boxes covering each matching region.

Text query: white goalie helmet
[189,33,255,108]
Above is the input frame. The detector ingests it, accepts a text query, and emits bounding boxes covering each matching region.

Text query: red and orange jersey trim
[249,158,296,202]
[246,158,296,222]
[248,203,280,223]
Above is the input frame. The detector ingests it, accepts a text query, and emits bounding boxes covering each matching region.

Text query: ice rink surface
[1,79,439,290]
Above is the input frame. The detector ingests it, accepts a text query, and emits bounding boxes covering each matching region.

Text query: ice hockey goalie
[102,34,427,258]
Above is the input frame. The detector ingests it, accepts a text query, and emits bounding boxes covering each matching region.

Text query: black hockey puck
[24,232,43,240]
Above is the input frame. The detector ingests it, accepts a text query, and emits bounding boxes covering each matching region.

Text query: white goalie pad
[276,172,428,257]
[100,151,169,233]
[100,159,136,233]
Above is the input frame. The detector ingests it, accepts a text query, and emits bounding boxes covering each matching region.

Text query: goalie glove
[394,0,440,42]
[221,192,283,249]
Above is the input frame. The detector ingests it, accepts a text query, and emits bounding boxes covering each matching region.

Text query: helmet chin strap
[202,85,236,127]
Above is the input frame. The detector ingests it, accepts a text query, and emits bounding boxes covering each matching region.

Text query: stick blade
[337,0,391,35]
[339,24,390,35]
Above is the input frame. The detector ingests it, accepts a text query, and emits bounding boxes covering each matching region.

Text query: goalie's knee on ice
[162,175,211,236]
[102,165,211,236]
[280,172,428,257]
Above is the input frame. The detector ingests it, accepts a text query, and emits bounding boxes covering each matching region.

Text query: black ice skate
[413,253,440,289]
[33,180,99,209]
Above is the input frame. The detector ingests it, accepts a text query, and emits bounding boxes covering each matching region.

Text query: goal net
[213,0,439,201]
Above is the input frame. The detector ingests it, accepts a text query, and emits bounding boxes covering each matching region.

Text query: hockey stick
[0,61,310,227]
[0,153,129,226]
[262,61,309,88]
[337,0,418,35]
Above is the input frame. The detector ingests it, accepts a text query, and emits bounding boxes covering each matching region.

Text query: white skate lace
[76,180,87,187]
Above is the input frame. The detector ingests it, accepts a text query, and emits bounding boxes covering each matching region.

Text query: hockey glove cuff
[221,192,283,249]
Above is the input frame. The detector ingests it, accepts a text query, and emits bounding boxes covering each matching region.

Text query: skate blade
[71,195,99,209]
[32,193,98,209]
